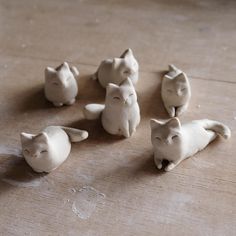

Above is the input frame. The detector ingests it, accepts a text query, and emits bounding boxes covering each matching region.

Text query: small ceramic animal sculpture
[92,48,139,88]
[150,117,231,171]
[84,78,140,138]
[161,65,191,117]
[20,126,88,173]
[45,62,79,107]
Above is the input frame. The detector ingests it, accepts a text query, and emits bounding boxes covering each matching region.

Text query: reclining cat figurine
[150,117,231,171]
[21,126,88,173]
[92,48,139,88]
[45,62,79,107]
[161,65,191,117]
[84,78,140,138]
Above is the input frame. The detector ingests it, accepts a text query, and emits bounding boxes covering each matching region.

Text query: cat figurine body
[150,117,231,171]
[45,62,79,107]
[84,78,140,138]
[92,48,139,88]
[161,65,191,117]
[21,126,88,173]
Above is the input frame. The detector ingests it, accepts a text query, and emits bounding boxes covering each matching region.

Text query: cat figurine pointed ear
[20,126,88,173]
[150,117,231,171]
[44,62,79,107]
[92,48,139,88]
[83,78,140,138]
[161,65,191,117]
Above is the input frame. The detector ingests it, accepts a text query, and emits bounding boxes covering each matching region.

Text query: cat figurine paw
[84,78,140,138]
[161,65,191,117]
[150,117,231,171]
[44,62,79,107]
[20,126,88,173]
[92,48,139,88]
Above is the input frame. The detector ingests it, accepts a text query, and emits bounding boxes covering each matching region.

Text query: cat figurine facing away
[45,62,79,107]
[84,78,140,138]
[92,48,139,88]
[161,65,191,117]
[21,126,88,173]
[150,117,231,171]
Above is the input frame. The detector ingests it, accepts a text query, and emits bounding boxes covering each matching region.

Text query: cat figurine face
[93,48,139,88]
[44,62,79,107]
[150,117,230,171]
[161,65,191,117]
[21,126,88,173]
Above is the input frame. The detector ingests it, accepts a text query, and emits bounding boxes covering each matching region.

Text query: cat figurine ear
[120,77,133,87]
[150,118,231,171]
[92,48,139,88]
[107,83,119,93]
[20,126,88,173]
[44,62,79,107]
[161,65,191,117]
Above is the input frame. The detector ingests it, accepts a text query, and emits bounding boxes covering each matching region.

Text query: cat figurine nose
[32,153,38,158]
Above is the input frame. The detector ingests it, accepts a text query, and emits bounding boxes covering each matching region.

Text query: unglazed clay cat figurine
[20,126,88,173]
[45,62,79,107]
[150,117,231,171]
[84,78,140,138]
[92,48,139,88]
[161,65,191,117]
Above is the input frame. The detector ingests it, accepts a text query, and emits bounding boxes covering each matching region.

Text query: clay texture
[84,78,140,138]
[161,65,191,117]
[92,48,139,88]
[21,126,88,173]
[150,117,231,171]
[45,62,79,107]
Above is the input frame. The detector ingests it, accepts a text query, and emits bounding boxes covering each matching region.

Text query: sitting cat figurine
[150,117,231,171]
[161,65,191,117]
[92,48,139,88]
[84,78,140,138]
[20,126,88,173]
[45,62,79,107]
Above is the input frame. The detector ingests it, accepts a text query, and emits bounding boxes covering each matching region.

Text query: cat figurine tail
[60,126,88,142]
[83,104,105,120]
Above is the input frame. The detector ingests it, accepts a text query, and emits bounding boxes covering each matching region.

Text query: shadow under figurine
[20,126,88,173]
[92,48,139,88]
[44,62,79,107]
[83,78,140,138]
[150,117,231,171]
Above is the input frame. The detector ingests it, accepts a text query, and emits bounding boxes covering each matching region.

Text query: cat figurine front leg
[92,49,139,88]
[150,117,231,171]
[20,126,88,173]
[161,65,191,117]
[83,78,140,138]
[44,62,79,107]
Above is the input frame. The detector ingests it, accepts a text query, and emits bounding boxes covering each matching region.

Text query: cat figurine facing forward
[45,62,79,107]
[92,48,139,88]
[161,65,191,117]
[21,126,88,173]
[84,78,140,138]
[150,117,231,171]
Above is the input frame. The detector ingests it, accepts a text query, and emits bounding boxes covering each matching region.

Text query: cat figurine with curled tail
[21,126,88,173]
[92,48,139,88]
[84,78,140,138]
[45,62,79,107]
[150,117,231,171]
[161,65,191,117]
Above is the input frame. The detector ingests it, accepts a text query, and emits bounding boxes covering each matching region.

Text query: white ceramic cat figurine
[45,62,79,107]
[92,48,139,88]
[150,117,231,171]
[20,126,88,173]
[161,65,191,117]
[84,78,140,138]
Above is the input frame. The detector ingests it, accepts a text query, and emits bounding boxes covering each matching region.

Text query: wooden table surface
[0,0,235,235]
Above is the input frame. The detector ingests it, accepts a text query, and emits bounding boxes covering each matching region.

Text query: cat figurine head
[112,49,139,83]
[21,132,51,160]
[106,77,137,106]
[162,72,190,98]
[150,118,182,147]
